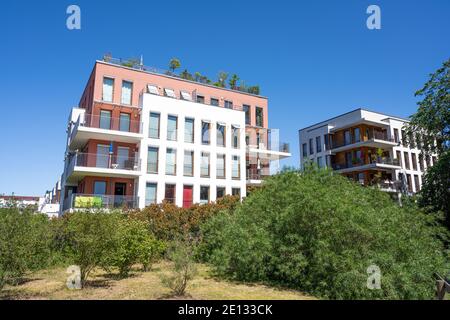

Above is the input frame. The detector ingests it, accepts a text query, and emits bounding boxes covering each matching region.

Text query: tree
[229,74,239,89]
[405,58,449,155]
[169,58,181,73]
[200,168,449,299]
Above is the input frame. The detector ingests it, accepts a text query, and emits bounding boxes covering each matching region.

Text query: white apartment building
[299,108,438,194]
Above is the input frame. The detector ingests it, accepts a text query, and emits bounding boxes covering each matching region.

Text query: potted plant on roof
[168,58,181,75]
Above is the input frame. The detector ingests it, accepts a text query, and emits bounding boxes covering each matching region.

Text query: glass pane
[202,122,210,145]
[147,147,158,173]
[166,149,176,175]
[94,181,106,195]
[201,153,210,177]
[184,151,193,176]
[119,113,130,132]
[184,119,194,143]
[149,113,160,138]
[232,156,240,178]
[99,110,111,129]
[167,116,177,141]
[102,78,114,102]
[217,124,225,147]
[145,183,157,206]
[217,155,225,178]
[96,145,109,168]
[121,81,132,105]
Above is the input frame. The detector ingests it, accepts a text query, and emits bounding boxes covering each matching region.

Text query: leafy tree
[214,71,228,88]
[200,168,449,299]
[169,58,181,73]
[229,74,239,89]
[0,207,52,289]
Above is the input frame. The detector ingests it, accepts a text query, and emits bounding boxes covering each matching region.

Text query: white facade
[299,108,437,194]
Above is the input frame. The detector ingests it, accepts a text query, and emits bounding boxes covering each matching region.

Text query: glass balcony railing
[82,114,141,134]
[71,153,141,171]
[331,130,395,149]
[246,168,271,180]
[332,157,400,170]
[68,193,138,210]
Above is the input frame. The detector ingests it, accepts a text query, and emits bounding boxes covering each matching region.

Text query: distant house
[0,195,40,208]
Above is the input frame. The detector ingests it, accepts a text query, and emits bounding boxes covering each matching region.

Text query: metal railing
[70,193,138,209]
[376,181,402,192]
[331,130,395,149]
[83,114,141,134]
[72,152,141,171]
[246,168,271,180]
[332,157,400,170]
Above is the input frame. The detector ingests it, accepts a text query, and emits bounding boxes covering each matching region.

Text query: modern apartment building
[59,57,290,214]
[299,108,437,194]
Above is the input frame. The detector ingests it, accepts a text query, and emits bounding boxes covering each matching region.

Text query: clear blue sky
[1,0,449,196]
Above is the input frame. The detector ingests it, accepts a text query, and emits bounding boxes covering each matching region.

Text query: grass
[0,261,315,300]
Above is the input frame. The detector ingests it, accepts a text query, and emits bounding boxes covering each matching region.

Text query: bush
[106,218,166,277]
[160,238,198,297]
[0,207,52,289]
[61,211,122,286]
[200,168,449,299]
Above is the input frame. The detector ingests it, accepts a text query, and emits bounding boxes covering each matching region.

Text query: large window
[166,148,177,175]
[196,95,205,104]
[232,126,240,149]
[217,154,226,179]
[147,147,159,174]
[117,146,129,169]
[202,121,210,145]
[183,150,194,176]
[119,113,130,132]
[167,115,178,141]
[354,128,361,143]
[324,134,330,150]
[411,153,417,171]
[232,155,240,179]
[149,112,160,138]
[243,105,251,125]
[216,187,226,199]
[164,184,176,204]
[96,145,109,168]
[404,152,410,169]
[200,186,210,204]
[217,123,226,147]
[394,128,399,143]
[184,118,194,143]
[316,136,322,153]
[309,138,314,155]
[102,77,114,102]
[121,80,133,105]
[414,175,420,192]
[99,110,112,130]
[201,152,210,177]
[145,183,157,206]
[344,130,351,145]
[302,143,307,158]
[255,107,263,127]
[232,188,240,197]
[93,181,106,195]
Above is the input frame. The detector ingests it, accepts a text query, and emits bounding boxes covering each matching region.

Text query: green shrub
[200,168,449,299]
[106,218,166,277]
[0,207,52,289]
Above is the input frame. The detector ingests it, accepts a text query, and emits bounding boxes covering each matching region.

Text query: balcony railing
[375,180,402,192]
[331,130,395,149]
[246,168,271,180]
[83,113,141,134]
[332,157,400,170]
[68,193,138,210]
[72,152,141,171]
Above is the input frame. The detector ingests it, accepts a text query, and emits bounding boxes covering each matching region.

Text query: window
[183,150,194,176]
[419,153,424,171]
[217,154,226,179]
[243,105,251,125]
[117,146,129,169]
[411,153,417,171]
[309,138,314,155]
[96,145,109,168]
[149,113,160,138]
[201,121,210,145]
[164,184,176,204]
[255,107,263,127]
[164,88,176,98]
[121,80,133,105]
[210,98,219,106]
[344,130,351,145]
[409,132,415,148]
[317,156,323,168]
[401,129,407,146]
[183,185,193,208]
[200,186,210,204]
[414,175,420,192]
[404,152,410,170]
[396,150,402,165]
[167,115,178,141]
[102,77,114,102]
[99,110,112,129]
[224,100,233,109]
[216,186,226,199]
[406,174,412,192]
[119,113,130,132]
[196,95,205,104]
[181,91,192,101]
[217,123,226,147]
[147,147,159,174]
[201,152,210,177]
[324,134,330,150]
[232,188,241,197]
[232,155,240,179]
[147,84,159,95]
[166,148,177,175]
[394,129,399,143]
[93,181,106,195]
[354,128,361,143]
[232,126,240,149]
[145,183,157,206]
[184,118,194,143]
[302,143,307,158]
[316,136,322,153]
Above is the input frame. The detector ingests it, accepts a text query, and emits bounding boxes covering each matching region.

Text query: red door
[183,185,193,208]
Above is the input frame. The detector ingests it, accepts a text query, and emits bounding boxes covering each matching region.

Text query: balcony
[375,180,402,193]
[246,168,271,183]
[69,112,143,149]
[330,130,397,153]
[63,193,138,211]
[332,157,401,174]
[65,152,141,183]
[246,127,291,160]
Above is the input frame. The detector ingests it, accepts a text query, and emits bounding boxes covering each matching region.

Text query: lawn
[0,261,314,300]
